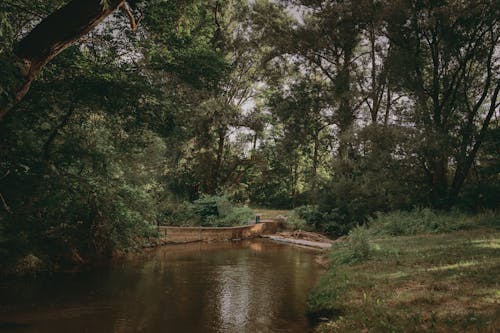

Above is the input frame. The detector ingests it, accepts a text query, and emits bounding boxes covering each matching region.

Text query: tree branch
[0,0,126,122]
[120,1,141,32]
[0,192,13,214]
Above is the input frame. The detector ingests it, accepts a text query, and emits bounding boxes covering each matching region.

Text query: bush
[286,213,307,230]
[326,226,372,265]
[166,195,254,227]
[287,205,320,230]
[218,206,254,227]
[349,226,371,261]
[288,205,359,236]
[191,195,222,223]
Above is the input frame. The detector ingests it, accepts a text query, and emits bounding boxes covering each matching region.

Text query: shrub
[286,213,308,230]
[349,226,371,261]
[217,206,254,227]
[295,205,323,228]
[168,195,254,227]
[368,209,500,236]
[287,205,319,230]
[288,205,360,236]
[191,195,222,224]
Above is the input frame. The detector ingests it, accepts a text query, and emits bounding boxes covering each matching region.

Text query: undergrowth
[367,209,499,236]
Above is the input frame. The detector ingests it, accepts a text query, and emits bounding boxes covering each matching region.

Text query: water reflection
[0,239,323,333]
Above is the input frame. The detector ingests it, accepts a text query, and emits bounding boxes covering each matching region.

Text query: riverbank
[308,223,500,332]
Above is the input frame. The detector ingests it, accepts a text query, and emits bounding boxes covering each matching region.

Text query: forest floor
[310,228,500,332]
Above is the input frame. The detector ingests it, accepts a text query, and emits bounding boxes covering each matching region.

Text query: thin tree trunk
[291,152,299,208]
[252,133,258,151]
[337,48,354,160]
[210,128,226,194]
[384,86,391,126]
[311,131,319,191]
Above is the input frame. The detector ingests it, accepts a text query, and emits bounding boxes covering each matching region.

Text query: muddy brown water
[0,239,324,333]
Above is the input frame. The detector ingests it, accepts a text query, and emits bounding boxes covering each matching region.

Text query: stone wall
[158,220,280,244]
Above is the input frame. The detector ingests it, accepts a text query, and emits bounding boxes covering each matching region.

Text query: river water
[0,239,324,333]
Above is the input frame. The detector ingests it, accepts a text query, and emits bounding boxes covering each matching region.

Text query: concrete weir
[158,220,280,244]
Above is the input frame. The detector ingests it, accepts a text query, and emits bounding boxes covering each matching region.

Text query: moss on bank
[308,211,500,332]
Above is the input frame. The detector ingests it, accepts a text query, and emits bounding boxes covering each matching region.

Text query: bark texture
[0,0,125,121]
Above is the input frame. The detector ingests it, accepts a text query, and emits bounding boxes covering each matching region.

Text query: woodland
[0,0,499,272]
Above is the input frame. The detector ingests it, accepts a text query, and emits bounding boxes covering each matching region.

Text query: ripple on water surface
[0,239,324,333]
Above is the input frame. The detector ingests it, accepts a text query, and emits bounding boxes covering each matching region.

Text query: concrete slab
[265,235,332,249]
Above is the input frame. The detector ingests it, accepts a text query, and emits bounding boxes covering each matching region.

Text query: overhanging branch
[0,0,126,122]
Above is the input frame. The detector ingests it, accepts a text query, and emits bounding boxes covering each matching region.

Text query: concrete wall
[158,220,280,244]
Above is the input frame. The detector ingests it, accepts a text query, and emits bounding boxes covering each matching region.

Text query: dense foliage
[0,0,498,272]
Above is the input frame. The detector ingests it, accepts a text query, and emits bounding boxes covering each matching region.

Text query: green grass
[309,211,500,332]
[251,208,292,220]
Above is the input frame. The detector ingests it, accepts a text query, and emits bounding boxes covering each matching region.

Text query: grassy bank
[308,210,500,332]
[252,208,292,220]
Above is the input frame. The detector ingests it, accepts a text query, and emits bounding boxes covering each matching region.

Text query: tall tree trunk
[449,82,500,204]
[369,21,380,124]
[337,48,354,160]
[210,128,226,194]
[0,0,125,122]
[430,152,449,208]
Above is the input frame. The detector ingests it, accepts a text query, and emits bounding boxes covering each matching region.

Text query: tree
[267,71,333,193]
[165,0,266,197]
[0,0,137,121]
[386,0,500,207]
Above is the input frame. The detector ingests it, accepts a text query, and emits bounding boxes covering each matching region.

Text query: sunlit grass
[471,238,500,249]
[251,208,292,219]
[309,227,500,332]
